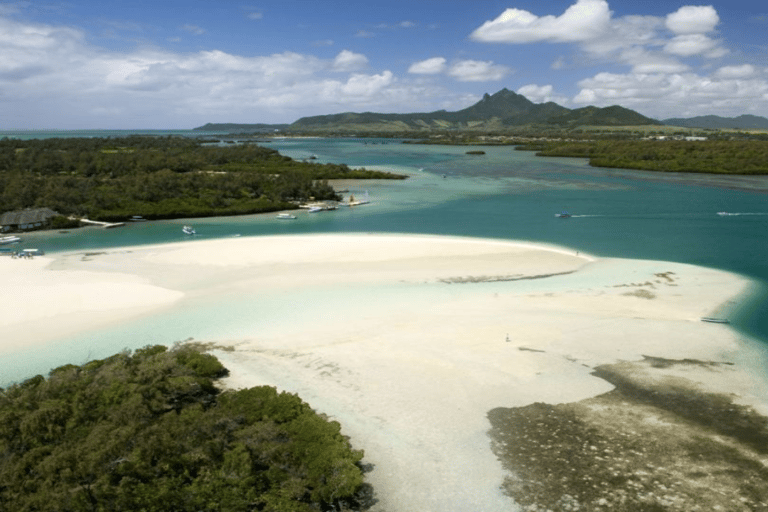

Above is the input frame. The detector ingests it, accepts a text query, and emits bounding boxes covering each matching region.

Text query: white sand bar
[2,234,764,512]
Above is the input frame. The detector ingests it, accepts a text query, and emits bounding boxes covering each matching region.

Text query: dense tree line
[0,136,405,221]
[515,139,768,174]
[0,345,368,511]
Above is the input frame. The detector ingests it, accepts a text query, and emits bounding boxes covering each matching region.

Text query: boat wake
[717,212,768,217]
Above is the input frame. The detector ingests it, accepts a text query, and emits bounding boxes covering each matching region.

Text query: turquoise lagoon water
[3,135,768,385]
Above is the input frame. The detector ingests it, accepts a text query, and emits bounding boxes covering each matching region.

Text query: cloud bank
[0,16,471,128]
[470,1,768,118]
[471,0,612,43]
[408,57,510,82]
[2,1,768,128]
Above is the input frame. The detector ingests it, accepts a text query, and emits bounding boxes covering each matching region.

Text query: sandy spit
[2,233,763,512]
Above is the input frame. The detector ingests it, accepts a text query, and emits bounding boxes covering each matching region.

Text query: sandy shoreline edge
[2,233,766,511]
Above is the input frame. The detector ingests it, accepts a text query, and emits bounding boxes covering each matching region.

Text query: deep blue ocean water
[4,133,768,383]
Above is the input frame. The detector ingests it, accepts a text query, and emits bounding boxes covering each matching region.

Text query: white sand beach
[1,234,764,511]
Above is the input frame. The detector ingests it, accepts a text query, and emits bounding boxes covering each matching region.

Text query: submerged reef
[488,357,768,511]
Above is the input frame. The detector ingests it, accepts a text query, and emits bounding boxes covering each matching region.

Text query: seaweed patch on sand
[488,357,768,511]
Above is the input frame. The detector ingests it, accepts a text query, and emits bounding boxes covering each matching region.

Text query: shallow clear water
[4,135,768,385]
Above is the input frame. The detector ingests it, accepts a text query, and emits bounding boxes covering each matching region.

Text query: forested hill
[194,89,662,133]
[0,136,405,222]
[663,114,768,130]
[279,89,661,132]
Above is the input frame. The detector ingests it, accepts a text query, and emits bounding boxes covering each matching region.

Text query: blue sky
[1,0,767,128]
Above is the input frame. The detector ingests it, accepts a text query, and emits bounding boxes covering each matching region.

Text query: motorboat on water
[555,211,572,218]
[276,213,297,220]
[182,225,196,235]
[308,204,337,212]
[0,235,21,245]
[302,200,338,212]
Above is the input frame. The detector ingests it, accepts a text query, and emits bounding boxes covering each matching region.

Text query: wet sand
[1,233,763,511]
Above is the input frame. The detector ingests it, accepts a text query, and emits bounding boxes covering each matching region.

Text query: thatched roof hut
[0,208,60,232]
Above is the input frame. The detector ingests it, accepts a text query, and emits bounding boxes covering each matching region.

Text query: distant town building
[0,208,60,232]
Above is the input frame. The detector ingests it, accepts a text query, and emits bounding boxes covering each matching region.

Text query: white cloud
[0,15,467,127]
[472,1,728,77]
[622,49,690,74]
[664,34,718,57]
[715,64,756,79]
[579,14,663,59]
[181,24,205,36]
[573,70,768,118]
[408,56,510,82]
[471,0,612,43]
[247,12,263,21]
[447,60,510,82]
[340,71,394,97]
[408,57,447,75]
[517,84,569,105]
[665,6,719,35]
[332,50,368,72]
[355,30,374,38]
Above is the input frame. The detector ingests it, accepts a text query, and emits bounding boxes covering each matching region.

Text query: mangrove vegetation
[516,139,768,175]
[0,136,405,221]
[0,344,369,511]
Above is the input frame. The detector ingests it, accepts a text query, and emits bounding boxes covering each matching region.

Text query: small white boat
[182,225,196,235]
[276,213,297,220]
[308,206,323,213]
[555,211,572,218]
[0,235,21,245]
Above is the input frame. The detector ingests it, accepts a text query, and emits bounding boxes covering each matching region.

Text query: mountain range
[194,89,768,133]
[661,115,768,130]
[289,89,661,132]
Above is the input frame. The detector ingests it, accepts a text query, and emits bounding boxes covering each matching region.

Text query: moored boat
[0,235,21,245]
[182,225,196,235]
[276,213,297,220]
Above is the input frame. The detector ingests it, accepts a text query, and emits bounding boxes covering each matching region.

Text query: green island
[0,136,405,223]
[0,344,370,512]
[398,133,768,175]
[515,139,768,175]
[189,88,768,177]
